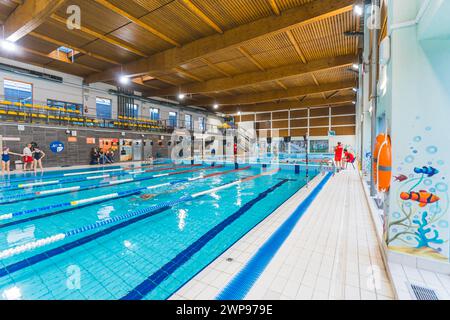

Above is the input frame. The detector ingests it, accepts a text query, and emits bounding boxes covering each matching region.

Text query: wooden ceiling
[0,0,360,113]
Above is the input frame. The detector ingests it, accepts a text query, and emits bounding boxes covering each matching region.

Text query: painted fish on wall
[394,174,408,182]
[400,190,440,207]
[414,166,439,177]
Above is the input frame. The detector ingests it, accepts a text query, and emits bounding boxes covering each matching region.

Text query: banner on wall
[50,141,65,153]
[86,137,96,144]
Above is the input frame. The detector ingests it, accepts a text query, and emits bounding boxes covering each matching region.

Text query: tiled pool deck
[171,168,395,300]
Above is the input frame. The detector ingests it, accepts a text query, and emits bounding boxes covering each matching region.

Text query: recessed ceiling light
[1,40,17,52]
[237,111,241,116]
[352,64,359,70]
[213,104,219,109]
[178,93,185,100]
[119,75,130,85]
[352,101,356,105]
[352,88,358,92]
[354,5,363,16]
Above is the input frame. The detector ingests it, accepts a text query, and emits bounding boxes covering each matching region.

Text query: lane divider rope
[0,165,204,203]
[0,168,276,263]
[0,167,251,226]
[0,163,180,192]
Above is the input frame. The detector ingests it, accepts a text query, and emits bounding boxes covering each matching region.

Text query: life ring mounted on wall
[373,134,392,192]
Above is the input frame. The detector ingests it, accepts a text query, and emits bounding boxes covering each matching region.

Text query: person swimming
[131,185,187,201]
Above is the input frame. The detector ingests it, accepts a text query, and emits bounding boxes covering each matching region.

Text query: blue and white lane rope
[0,168,271,260]
[0,165,209,204]
[0,164,177,191]
[0,178,244,259]
[0,166,252,227]
[0,175,204,222]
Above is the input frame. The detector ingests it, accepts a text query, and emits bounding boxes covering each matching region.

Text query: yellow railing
[0,100,167,133]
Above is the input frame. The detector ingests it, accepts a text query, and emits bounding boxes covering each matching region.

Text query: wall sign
[68,137,77,143]
[86,137,96,144]
[50,141,65,153]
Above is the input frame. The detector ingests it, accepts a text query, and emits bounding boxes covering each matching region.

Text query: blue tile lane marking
[216,172,332,300]
[0,172,252,278]
[120,179,289,300]
[0,196,192,278]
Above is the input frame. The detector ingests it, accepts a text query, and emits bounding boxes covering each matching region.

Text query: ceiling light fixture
[119,75,130,85]
[213,104,219,110]
[354,4,363,16]
[178,93,185,100]
[1,40,17,52]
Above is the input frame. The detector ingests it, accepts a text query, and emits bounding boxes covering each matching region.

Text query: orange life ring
[372,134,385,185]
[374,134,392,192]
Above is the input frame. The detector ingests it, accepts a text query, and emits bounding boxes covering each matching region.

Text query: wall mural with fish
[387,120,449,262]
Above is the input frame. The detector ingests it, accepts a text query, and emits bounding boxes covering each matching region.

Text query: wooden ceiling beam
[92,0,180,47]
[85,0,354,84]
[145,54,355,96]
[276,80,287,90]
[173,67,203,82]
[131,77,160,90]
[310,73,327,99]
[180,0,223,34]
[218,96,354,113]
[192,80,355,106]
[286,29,307,64]
[268,0,281,16]
[4,0,67,42]
[238,46,265,71]
[50,14,148,58]
[22,47,101,73]
[327,90,340,99]
[29,31,121,66]
[201,57,231,77]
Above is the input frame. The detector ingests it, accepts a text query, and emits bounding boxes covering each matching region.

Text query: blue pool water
[0,162,317,300]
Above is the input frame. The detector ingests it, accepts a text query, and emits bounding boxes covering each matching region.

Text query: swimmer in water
[131,184,186,201]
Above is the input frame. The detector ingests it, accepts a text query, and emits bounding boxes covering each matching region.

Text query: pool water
[0,162,317,300]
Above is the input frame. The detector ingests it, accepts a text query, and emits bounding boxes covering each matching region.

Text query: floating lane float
[0,167,276,261]
[0,162,169,188]
[0,163,183,192]
[0,166,251,226]
[0,164,203,203]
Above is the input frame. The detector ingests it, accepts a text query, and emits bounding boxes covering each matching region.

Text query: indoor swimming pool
[0,162,318,300]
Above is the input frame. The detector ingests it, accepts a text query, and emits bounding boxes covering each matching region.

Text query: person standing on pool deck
[2,147,22,175]
[32,146,46,173]
[22,143,34,171]
[334,142,344,171]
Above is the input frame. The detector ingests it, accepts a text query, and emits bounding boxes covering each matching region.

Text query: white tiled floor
[172,168,395,300]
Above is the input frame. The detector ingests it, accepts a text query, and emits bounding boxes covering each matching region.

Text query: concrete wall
[0,123,173,168]
[380,0,450,269]
[0,57,223,129]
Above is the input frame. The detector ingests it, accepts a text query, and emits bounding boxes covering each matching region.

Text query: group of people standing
[90,147,115,165]
[1,143,46,175]
[334,142,355,171]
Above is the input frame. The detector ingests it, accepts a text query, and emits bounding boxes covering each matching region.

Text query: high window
[4,79,33,104]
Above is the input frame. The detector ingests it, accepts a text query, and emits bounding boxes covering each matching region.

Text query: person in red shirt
[334,142,344,170]
[344,149,355,169]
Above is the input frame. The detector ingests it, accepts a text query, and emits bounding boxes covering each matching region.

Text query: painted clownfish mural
[400,190,440,207]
